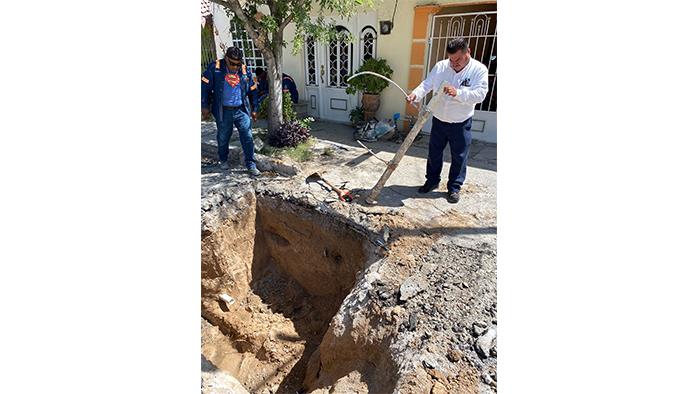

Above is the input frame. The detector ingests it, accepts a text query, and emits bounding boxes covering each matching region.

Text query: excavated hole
[201,194,375,393]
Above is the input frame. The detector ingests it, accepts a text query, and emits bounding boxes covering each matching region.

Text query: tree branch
[279,13,293,30]
[279,0,303,31]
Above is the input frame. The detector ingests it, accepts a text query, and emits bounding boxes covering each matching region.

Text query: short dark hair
[446,38,468,54]
[255,67,266,76]
[225,47,243,60]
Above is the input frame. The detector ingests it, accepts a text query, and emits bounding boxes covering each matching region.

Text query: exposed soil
[200,133,497,394]
[202,191,396,393]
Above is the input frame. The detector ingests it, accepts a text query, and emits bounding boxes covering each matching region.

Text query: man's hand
[251,112,257,122]
[201,108,210,119]
[406,93,417,104]
[443,86,457,97]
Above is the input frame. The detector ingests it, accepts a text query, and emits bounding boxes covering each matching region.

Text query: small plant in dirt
[321,147,335,157]
[258,91,297,122]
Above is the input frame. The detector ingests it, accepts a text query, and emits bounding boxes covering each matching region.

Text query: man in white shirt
[407,38,489,203]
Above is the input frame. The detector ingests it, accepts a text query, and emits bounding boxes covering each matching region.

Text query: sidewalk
[201,119,497,247]
[309,120,496,172]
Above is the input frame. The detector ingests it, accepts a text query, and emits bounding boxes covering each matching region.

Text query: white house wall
[211,5,232,58]
[281,23,306,98]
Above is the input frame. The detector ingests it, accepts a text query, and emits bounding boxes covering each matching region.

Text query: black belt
[223,105,243,110]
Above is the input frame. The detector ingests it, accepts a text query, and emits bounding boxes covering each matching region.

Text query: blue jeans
[425,116,473,193]
[216,107,256,169]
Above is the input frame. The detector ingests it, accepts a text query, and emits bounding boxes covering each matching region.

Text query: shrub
[349,106,364,124]
[258,91,297,122]
[268,119,312,148]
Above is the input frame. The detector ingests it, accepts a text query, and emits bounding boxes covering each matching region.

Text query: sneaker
[247,166,261,177]
[219,161,230,171]
[447,191,460,204]
[418,182,439,194]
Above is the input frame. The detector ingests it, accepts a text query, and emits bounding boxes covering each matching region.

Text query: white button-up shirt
[412,58,489,123]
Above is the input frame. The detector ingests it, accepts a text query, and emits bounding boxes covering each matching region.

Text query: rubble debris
[446,349,463,363]
[475,327,497,359]
[218,293,235,305]
[472,321,487,337]
[399,274,428,301]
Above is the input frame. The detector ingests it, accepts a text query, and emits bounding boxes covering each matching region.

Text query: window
[360,26,377,63]
[328,26,352,88]
[305,36,317,86]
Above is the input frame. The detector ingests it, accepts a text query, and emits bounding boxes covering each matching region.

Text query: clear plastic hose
[347,71,422,109]
[347,71,410,99]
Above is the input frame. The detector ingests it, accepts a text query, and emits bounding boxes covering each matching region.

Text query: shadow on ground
[201,119,497,172]
[310,120,497,172]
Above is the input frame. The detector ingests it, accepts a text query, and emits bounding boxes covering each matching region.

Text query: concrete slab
[202,119,497,248]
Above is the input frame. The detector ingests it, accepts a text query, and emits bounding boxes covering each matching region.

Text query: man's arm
[201,63,214,111]
[410,64,439,102]
[454,66,489,105]
[246,69,259,117]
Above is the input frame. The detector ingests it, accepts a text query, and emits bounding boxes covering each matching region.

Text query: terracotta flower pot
[362,93,380,121]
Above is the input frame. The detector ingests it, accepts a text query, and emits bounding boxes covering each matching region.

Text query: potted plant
[346,58,394,121]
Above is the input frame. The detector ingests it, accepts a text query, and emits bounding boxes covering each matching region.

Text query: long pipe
[348,71,425,112]
[347,71,410,99]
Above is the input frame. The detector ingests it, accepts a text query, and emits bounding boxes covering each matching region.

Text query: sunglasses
[226,58,242,67]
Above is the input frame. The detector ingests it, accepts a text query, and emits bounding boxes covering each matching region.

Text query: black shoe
[447,191,460,204]
[418,182,439,194]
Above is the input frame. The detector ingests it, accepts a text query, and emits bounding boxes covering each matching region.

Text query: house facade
[209,0,497,143]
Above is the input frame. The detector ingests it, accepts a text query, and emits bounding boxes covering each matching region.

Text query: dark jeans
[216,107,256,169]
[425,116,473,193]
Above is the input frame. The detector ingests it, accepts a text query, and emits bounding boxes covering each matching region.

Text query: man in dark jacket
[254,67,299,104]
[201,47,260,175]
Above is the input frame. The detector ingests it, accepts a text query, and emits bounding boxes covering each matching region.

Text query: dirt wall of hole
[201,191,256,303]
[253,195,369,298]
[201,192,373,332]
[201,191,395,392]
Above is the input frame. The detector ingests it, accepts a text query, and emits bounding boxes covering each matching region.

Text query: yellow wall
[375,0,416,122]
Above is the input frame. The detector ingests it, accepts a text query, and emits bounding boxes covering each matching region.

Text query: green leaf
[345,58,394,94]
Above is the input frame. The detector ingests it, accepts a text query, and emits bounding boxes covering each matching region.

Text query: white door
[303,15,377,124]
[319,26,356,123]
[303,36,321,119]
[303,29,355,123]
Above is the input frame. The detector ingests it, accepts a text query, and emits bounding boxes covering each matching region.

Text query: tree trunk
[264,56,283,134]
[262,31,284,135]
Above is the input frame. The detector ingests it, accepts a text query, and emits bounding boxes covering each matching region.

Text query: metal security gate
[228,21,266,69]
[424,11,497,142]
